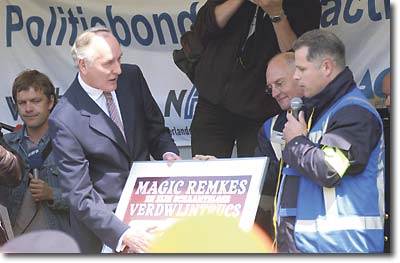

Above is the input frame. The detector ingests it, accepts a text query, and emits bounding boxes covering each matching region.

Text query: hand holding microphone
[27,148,42,180]
[27,148,53,201]
[290,97,303,120]
[283,97,307,142]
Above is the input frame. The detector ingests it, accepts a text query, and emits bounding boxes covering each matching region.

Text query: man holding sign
[49,27,180,253]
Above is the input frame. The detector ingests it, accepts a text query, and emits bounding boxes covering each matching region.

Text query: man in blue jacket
[277,29,384,253]
[0,70,70,239]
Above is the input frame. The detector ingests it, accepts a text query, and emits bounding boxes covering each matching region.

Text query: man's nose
[25,102,34,111]
[113,62,122,75]
[272,86,280,98]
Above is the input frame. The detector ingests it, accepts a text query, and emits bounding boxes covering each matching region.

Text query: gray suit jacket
[48,64,179,253]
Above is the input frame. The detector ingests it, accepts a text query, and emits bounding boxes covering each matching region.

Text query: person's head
[12,70,56,131]
[266,52,303,110]
[71,27,122,92]
[293,29,346,98]
[382,71,391,112]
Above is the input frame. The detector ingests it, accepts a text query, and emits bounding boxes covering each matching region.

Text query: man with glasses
[253,51,303,239]
[194,52,303,239]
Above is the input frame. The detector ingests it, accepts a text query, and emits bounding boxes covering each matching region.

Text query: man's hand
[283,111,308,143]
[0,145,9,161]
[252,0,283,16]
[29,173,53,202]
[163,152,182,167]
[192,154,217,161]
[122,225,158,253]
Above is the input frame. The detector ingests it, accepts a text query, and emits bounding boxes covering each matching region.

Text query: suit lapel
[72,81,131,159]
[116,82,136,156]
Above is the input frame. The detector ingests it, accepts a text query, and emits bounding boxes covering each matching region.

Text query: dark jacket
[278,67,382,252]
[283,67,381,186]
[192,0,321,121]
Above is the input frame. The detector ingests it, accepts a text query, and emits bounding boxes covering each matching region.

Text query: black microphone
[290,97,303,120]
[27,148,42,179]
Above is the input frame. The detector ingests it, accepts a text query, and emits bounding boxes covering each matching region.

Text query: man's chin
[103,85,118,92]
[278,102,289,110]
[24,124,39,130]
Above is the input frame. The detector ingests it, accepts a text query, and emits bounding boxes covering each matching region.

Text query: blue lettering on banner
[165,90,188,118]
[320,0,390,27]
[184,86,198,120]
[164,86,198,120]
[373,68,390,98]
[5,2,199,47]
[358,67,390,99]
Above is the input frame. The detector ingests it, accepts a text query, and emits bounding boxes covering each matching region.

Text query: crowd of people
[0,0,390,254]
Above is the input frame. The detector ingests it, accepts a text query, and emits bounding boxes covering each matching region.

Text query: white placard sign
[102,157,269,253]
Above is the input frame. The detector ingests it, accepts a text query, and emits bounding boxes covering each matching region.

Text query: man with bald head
[253,52,303,239]
[193,52,303,239]
[255,52,302,169]
[48,27,180,253]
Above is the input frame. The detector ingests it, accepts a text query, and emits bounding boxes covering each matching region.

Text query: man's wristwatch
[270,12,285,23]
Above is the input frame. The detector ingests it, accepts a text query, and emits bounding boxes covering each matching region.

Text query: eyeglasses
[265,79,286,95]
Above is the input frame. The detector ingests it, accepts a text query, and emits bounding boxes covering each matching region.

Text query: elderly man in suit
[48,27,181,253]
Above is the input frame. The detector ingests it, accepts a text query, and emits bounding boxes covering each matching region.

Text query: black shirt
[192,0,321,121]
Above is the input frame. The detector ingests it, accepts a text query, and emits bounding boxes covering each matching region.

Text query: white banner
[0,0,206,146]
[320,0,390,108]
[0,0,390,146]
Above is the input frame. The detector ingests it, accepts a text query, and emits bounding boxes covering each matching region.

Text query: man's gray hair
[267,52,296,71]
[293,29,346,69]
[71,27,111,67]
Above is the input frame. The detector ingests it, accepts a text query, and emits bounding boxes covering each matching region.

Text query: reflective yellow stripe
[322,146,350,177]
[307,107,315,132]
[272,159,284,251]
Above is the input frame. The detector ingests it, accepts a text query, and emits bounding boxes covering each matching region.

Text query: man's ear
[321,59,334,77]
[78,59,87,74]
[48,94,55,111]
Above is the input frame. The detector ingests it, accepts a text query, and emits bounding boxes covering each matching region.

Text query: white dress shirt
[78,74,124,123]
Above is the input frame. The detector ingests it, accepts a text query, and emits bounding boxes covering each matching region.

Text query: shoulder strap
[263,115,283,160]
[41,140,52,161]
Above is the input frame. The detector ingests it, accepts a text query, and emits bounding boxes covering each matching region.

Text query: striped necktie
[104,92,126,141]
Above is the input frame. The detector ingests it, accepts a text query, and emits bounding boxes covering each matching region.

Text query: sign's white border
[103,157,269,253]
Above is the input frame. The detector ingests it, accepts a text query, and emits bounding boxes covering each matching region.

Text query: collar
[7,125,50,150]
[303,67,356,121]
[23,126,50,145]
[78,73,104,102]
[6,125,26,144]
